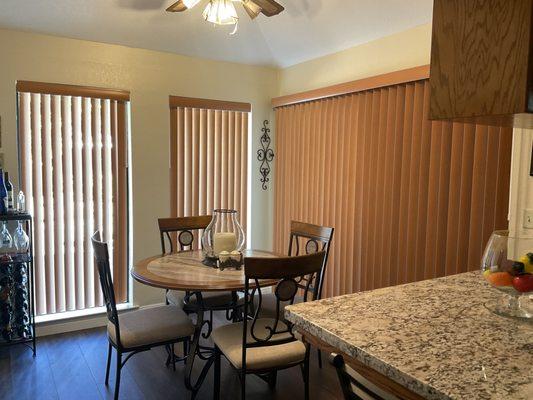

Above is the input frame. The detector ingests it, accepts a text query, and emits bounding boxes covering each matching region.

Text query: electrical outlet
[524,209,533,229]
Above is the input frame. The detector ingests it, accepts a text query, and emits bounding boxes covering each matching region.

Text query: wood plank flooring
[0,312,342,400]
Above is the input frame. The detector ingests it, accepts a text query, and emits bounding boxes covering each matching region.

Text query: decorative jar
[202,209,245,266]
[481,230,533,319]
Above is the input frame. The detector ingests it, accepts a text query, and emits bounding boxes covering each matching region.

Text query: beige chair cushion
[108,305,194,349]
[212,318,306,371]
[255,293,304,320]
[167,290,235,309]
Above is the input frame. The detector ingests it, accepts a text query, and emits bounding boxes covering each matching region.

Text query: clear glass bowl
[481,230,533,319]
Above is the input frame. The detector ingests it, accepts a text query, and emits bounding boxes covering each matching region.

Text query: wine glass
[0,222,13,254]
[13,221,29,253]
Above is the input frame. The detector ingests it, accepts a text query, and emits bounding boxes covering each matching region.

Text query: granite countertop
[285,272,533,400]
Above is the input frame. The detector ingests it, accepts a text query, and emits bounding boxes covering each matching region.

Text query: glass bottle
[13,221,29,253]
[4,172,13,213]
[201,209,245,260]
[0,222,13,254]
[0,170,7,215]
[17,191,25,213]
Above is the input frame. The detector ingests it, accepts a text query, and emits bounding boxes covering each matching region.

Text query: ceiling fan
[166,0,284,33]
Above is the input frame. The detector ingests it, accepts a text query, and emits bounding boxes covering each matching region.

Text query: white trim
[35,302,166,337]
[35,302,135,324]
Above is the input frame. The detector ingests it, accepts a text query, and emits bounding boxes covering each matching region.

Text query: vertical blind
[274,79,513,298]
[169,96,250,233]
[17,82,129,315]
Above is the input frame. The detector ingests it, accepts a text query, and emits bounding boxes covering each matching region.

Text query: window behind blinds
[274,79,513,298]
[169,96,250,238]
[17,81,130,316]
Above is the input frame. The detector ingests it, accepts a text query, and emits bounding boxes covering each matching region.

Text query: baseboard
[35,303,165,337]
[35,289,272,337]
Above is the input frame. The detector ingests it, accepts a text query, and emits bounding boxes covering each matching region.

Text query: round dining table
[132,248,281,398]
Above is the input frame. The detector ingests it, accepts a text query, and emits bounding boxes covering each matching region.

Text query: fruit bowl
[481,231,533,319]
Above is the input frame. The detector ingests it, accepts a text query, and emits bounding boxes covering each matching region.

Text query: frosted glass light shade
[183,0,201,8]
[203,0,238,25]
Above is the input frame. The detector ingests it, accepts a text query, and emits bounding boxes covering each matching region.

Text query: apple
[512,274,533,293]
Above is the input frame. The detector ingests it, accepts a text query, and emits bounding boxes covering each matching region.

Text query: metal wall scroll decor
[257,120,274,190]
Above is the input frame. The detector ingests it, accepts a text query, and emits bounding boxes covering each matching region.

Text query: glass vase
[481,230,533,319]
[13,221,29,253]
[201,209,245,265]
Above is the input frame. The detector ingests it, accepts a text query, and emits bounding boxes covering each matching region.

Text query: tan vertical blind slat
[51,95,65,312]
[17,90,129,316]
[170,104,249,234]
[274,79,512,298]
[61,96,76,311]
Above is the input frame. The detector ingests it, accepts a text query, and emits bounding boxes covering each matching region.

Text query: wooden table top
[132,249,281,292]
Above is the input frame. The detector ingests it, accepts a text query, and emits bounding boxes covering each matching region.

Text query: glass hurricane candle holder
[202,209,245,266]
[481,230,533,319]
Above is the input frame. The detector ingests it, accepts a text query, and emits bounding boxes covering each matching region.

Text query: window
[274,79,513,297]
[169,96,250,234]
[17,81,130,316]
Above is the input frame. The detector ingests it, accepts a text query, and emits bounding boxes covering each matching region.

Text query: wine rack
[0,213,35,355]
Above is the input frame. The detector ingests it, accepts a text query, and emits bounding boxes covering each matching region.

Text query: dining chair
[158,216,240,366]
[212,251,326,400]
[255,220,334,367]
[91,232,195,400]
[330,353,398,400]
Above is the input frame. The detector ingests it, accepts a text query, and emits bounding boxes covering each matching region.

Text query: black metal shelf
[0,214,35,355]
[0,212,32,222]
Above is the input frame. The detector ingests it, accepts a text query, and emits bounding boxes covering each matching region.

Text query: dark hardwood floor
[0,312,342,400]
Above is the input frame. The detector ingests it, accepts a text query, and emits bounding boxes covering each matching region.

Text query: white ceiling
[0,0,433,67]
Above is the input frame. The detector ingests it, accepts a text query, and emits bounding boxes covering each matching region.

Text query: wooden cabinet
[429,0,533,127]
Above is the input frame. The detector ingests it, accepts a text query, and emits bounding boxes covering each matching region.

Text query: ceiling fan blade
[166,1,187,12]
[242,0,262,20]
[250,0,284,17]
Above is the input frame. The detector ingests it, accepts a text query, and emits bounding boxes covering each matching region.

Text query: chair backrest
[330,354,398,400]
[158,215,212,254]
[91,231,121,347]
[288,221,334,301]
[242,252,326,369]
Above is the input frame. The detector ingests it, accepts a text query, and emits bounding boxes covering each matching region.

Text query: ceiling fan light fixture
[203,0,238,25]
[183,0,202,8]
[241,0,262,19]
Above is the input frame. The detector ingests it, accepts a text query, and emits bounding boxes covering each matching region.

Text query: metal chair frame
[330,353,392,400]
[91,232,191,400]
[213,252,326,400]
[157,216,242,370]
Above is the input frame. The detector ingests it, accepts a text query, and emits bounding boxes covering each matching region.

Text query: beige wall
[277,24,432,96]
[509,128,533,240]
[0,28,278,306]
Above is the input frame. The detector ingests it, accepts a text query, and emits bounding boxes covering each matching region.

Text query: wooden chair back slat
[158,215,212,254]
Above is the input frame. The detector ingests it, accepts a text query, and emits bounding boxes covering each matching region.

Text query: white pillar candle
[213,232,237,255]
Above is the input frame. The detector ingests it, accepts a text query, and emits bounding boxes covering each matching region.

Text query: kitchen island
[285,272,532,400]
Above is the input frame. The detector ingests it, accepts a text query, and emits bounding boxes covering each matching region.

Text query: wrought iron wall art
[257,120,274,190]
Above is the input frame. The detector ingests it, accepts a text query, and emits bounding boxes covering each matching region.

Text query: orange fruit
[487,272,513,287]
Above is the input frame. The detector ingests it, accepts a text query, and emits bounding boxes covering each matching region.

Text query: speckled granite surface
[285,272,533,400]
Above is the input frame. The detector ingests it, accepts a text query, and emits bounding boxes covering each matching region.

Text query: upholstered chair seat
[212,318,306,370]
[107,305,194,349]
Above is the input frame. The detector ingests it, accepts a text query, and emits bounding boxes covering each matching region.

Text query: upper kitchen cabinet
[429,0,533,127]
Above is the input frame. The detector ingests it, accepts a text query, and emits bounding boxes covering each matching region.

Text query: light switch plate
[524,209,533,229]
